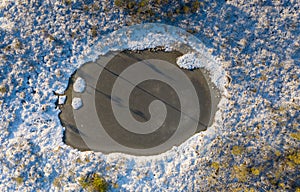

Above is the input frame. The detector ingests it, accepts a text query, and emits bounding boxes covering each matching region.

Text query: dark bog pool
[58,49,220,156]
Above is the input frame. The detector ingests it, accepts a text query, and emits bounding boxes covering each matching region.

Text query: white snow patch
[0,18,15,31]
[73,77,86,93]
[176,52,227,92]
[71,97,82,110]
[0,0,11,8]
[58,95,67,105]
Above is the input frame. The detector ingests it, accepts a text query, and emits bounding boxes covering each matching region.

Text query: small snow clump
[58,95,67,105]
[73,77,86,93]
[72,97,83,110]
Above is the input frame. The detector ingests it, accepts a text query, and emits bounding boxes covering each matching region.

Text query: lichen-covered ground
[0,0,299,191]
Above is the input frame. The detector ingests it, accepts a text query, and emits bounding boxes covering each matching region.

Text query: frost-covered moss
[78,173,108,192]
[291,131,300,140]
[13,177,23,185]
[231,145,244,156]
[232,164,248,182]
[250,168,260,176]
[211,162,220,170]
[0,86,6,94]
[288,151,300,165]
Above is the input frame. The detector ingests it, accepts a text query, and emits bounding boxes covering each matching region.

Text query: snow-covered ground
[0,0,299,191]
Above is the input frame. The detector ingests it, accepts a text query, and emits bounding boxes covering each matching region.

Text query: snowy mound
[73,77,86,93]
[71,97,82,110]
